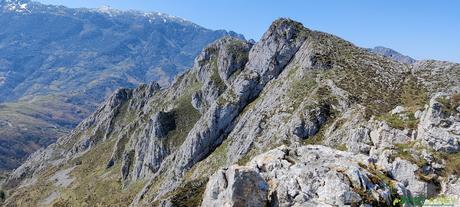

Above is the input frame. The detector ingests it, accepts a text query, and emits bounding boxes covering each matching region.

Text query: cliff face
[2,19,460,206]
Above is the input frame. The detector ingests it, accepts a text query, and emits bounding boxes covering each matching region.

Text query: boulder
[202,165,269,207]
[418,93,460,153]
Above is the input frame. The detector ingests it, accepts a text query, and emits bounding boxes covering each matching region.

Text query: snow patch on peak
[95,5,122,16]
[143,12,196,26]
[2,0,31,13]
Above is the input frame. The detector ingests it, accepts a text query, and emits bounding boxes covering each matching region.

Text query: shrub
[0,190,5,202]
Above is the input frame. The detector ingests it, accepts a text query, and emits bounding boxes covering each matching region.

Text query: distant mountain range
[0,0,243,170]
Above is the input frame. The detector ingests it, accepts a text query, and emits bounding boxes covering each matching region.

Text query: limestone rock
[418,93,460,153]
[390,158,428,195]
[202,165,269,207]
[291,104,330,140]
[203,145,401,206]
[441,176,460,206]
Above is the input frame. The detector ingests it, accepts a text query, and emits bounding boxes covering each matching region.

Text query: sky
[36,0,460,63]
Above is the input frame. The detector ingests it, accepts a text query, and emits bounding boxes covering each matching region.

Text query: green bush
[0,190,5,202]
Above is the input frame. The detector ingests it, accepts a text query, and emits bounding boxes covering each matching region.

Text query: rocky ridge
[2,18,460,206]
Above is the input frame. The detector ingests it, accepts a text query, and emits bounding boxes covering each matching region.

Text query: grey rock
[370,121,412,150]
[150,111,176,139]
[418,93,460,153]
[390,158,427,195]
[173,18,308,175]
[291,104,330,140]
[203,145,400,206]
[323,107,373,154]
[441,176,460,206]
[202,165,269,207]
[192,37,252,113]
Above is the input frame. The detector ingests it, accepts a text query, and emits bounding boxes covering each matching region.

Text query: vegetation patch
[437,93,460,116]
[335,144,348,151]
[377,112,418,130]
[0,190,5,203]
[225,39,249,64]
[165,92,202,149]
[185,139,230,181]
[210,58,226,93]
[400,75,429,112]
[356,162,401,206]
[431,151,460,176]
[391,142,428,168]
[286,68,317,108]
[47,140,145,207]
[169,178,209,207]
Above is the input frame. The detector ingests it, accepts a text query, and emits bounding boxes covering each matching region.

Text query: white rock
[391,106,406,115]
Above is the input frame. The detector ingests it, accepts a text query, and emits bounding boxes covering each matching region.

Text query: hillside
[2,19,459,206]
[0,0,242,170]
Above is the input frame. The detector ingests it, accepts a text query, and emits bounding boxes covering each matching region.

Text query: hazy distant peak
[368,46,416,64]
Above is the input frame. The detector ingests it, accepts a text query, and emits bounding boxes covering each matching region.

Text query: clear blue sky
[36,0,460,63]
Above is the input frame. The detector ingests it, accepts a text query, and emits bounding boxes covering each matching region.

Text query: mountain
[0,0,243,170]
[2,19,460,206]
[368,46,416,64]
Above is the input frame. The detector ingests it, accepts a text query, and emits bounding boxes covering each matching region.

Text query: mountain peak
[368,46,416,64]
[266,18,309,38]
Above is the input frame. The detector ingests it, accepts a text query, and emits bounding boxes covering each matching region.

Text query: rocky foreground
[1,18,460,206]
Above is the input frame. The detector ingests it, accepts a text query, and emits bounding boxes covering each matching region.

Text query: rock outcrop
[203,145,400,206]
[202,165,268,207]
[418,92,460,153]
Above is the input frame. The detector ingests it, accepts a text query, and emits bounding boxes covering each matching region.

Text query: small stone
[391,106,406,115]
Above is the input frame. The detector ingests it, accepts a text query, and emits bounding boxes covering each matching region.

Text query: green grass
[165,86,202,149]
[7,139,144,206]
[335,144,348,151]
[400,75,429,112]
[431,151,460,176]
[169,178,209,207]
[185,139,230,181]
[392,142,428,168]
[286,66,317,108]
[56,140,145,207]
[377,112,418,130]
